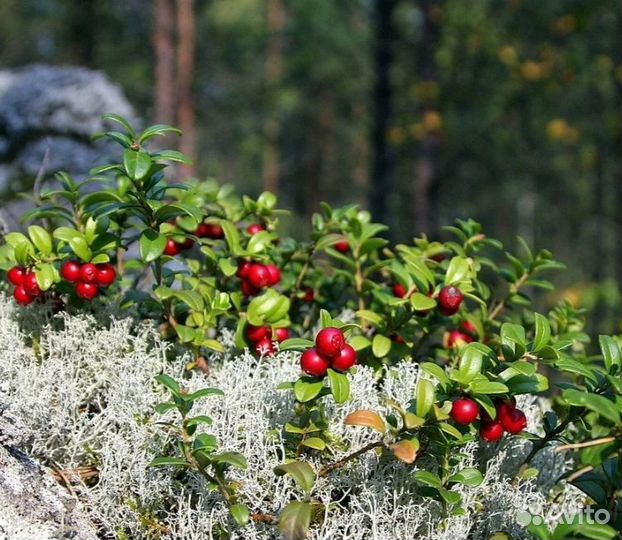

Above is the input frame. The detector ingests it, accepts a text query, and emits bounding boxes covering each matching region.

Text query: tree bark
[262,0,286,195]
[153,0,176,126]
[370,0,396,226]
[176,0,197,176]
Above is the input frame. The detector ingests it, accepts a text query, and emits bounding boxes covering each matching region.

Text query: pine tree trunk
[153,0,176,126]
[176,0,197,176]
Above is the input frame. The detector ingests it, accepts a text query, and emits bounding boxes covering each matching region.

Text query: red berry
[274,327,290,342]
[460,320,478,337]
[241,280,260,296]
[265,264,281,286]
[13,285,34,305]
[80,263,98,283]
[300,348,330,377]
[254,336,277,357]
[438,285,464,316]
[331,344,357,372]
[247,264,270,289]
[334,240,349,253]
[76,282,98,300]
[95,264,116,287]
[480,419,504,442]
[247,223,265,235]
[195,223,210,237]
[7,266,25,286]
[237,261,252,279]
[164,239,182,256]
[445,330,473,348]
[450,398,480,425]
[246,324,269,342]
[391,334,405,344]
[205,224,224,239]
[180,237,194,250]
[22,272,40,297]
[431,253,446,262]
[498,406,527,434]
[392,283,407,298]
[302,288,315,302]
[61,261,81,282]
[315,327,345,357]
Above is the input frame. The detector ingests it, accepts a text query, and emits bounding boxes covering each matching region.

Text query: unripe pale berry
[300,348,330,377]
[330,344,357,372]
[247,264,270,289]
[438,285,464,316]
[95,264,116,287]
[61,261,81,282]
[13,285,34,305]
[480,419,504,442]
[76,282,98,300]
[7,266,25,286]
[246,324,269,342]
[80,263,98,283]
[22,272,40,297]
[450,398,479,425]
[315,327,345,357]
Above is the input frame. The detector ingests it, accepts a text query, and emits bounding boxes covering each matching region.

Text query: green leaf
[230,503,250,526]
[175,290,205,311]
[149,456,190,468]
[357,310,383,325]
[123,148,152,180]
[274,461,316,494]
[300,437,326,451]
[279,338,315,351]
[220,220,242,256]
[139,229,167,263]
[319,309,333,328]
[278,501,312,540]
[185,388,224,402]
[599,335,621,373]
[155,374,181,396]
[138,123,182,143]
[372,334,392,358]
[445,256,470,285]
[501,323,526,359]
[552,521,618,540]
[175,325,197,343]
[294,377,325,403]
[415,379,435,418]
[457,343,484,383]
[315,233,344,252]
[27,225,52,255]
[185,415,213,428]
[327,368,351,404]
[414,470,442,488]
[349,335,372,351]
[468,379,509,395]
[34,263,56,291]
[154,402,177,414]
[562,389,621,424]
[211,452,247,469]
[532,313,551,352]
[102,113,136,136]
[69,236,91,262]
[421,362,450,386]
[193,433,218,453]
[449,468,484,487]
[438,488,461,505]
[410,292,437,311]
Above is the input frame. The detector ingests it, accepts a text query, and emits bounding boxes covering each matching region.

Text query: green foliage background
[0,0,619,334]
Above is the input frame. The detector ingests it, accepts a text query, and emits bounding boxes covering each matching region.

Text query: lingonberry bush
[0,115,620,540]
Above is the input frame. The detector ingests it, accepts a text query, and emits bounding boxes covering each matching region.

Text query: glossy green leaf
[139,229,167,263]
[274,461,316,493]
[294,377,324,403]
[230,503,250,526]
[372,334,392,358]
[123,148,152,180]
[278,501,312,540]
[327,368,351,404]
[27,225,52,255]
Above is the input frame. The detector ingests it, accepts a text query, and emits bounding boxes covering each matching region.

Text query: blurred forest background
[0,0,620,333]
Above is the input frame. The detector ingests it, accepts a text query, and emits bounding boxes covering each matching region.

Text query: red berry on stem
[237,261,252,279]
[265,264,281,286]
[254,336,277,357]
[315,327,345,357]
[460,320,478,337]
[241,280,260,296]
[247,264,271,289]
[61,261,81,282]
[164,239,181,256]
[22,272,40,297]
[13,285,34,305]
[95,264,116,287]
[498,406,527,434]
[246,324,269,342]
[450,398,480,425]
[206,224,224,239]
[195,223,210,238]
[334,240,349,253]
[445,330,473,348]
[7,266,25,286]
[247,223,265,235]
[331,344,357,372]
[79,263,98,283]
[275,327,290,342]
[180,237,194,250]
[438,285,464,316]
[392,283,407,298]
[480,419,504,442]
[300,348,330,377]
[76,282,98,300]
[303,288,315,302]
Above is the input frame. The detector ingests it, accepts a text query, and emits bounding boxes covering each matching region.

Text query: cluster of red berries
[246,324,289,356]
[300,327,357,377]
[450,397,527,443]
[164,237,194,256]
[61,261,116,300]
[7,266,43,305]
[196,221,225,240]
[445,320,478,348]
[237,261,281,296]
